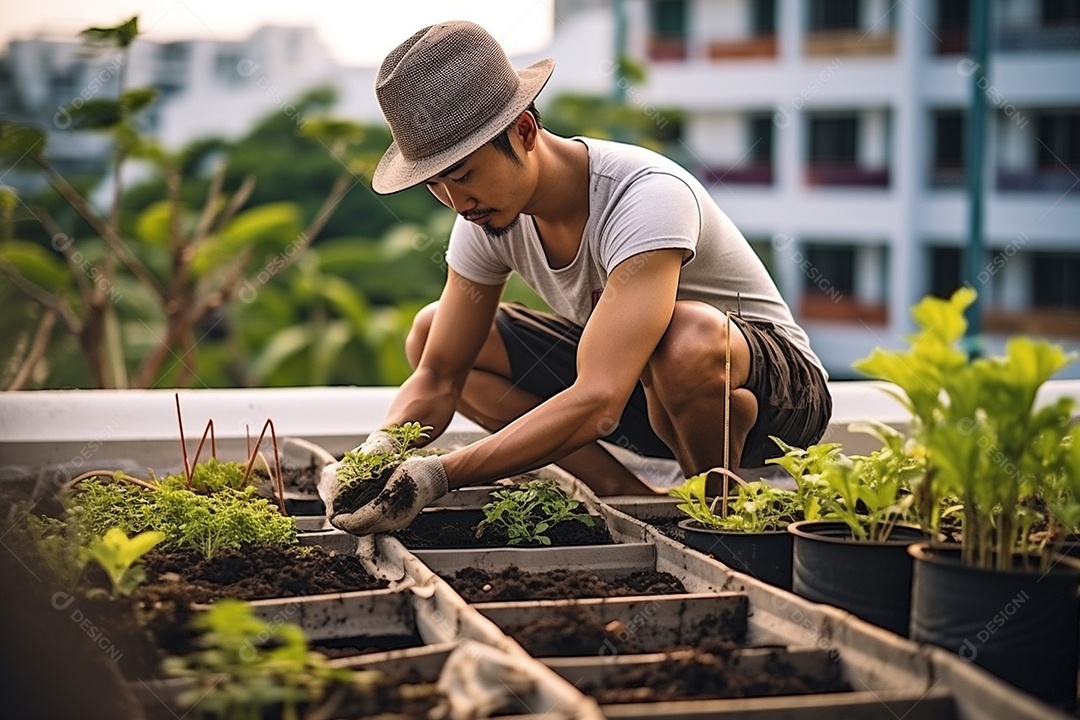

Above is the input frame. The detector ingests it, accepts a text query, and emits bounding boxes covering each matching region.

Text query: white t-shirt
[445,136,826,379]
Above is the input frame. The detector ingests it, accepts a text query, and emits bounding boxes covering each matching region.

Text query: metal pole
[963,0,989,355]
[613,0,627,102]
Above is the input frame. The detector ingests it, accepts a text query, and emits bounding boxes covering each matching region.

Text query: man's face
[424,138,532,238]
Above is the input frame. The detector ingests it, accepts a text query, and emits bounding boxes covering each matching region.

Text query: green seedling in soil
[475,477,596,546]
[333,423,434,511]
[86,527,165,598]
[771,422,924,542]
[163,598,364,720]
[670,473,800,534]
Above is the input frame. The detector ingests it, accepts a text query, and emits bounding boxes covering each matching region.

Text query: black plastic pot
[788,520,927,636]
[677,519,793,590]
[908,542,1080,710]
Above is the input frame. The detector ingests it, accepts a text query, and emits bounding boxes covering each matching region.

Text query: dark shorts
[494,302,832,468]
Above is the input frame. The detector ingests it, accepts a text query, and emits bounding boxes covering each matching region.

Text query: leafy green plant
[475,478,596,546]
[670,473,799,533]
[66,473,297,559]
[163,599,361,720]
[853,288,1079,569]
[0,16,364,390]
[336,422,432,487]
[769,422,925,542]
[85,527,165,597]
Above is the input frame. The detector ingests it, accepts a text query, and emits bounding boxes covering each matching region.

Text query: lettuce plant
[670,473,800,533]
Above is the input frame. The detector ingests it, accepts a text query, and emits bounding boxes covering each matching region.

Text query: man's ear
[515,111,538,152]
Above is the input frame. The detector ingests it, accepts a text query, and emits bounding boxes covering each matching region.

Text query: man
[323,20,831,534]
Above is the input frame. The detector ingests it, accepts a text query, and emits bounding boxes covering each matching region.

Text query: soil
[133,543,390,659]
[496,600,748,657]
[137,543,389,605]
[582,647,852,704]
[447,566,687,602]
[330,461,399,514]
[393,509,613,548]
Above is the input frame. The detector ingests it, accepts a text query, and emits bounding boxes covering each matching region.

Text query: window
[932,110,965,185]
[929,247,962,299]
[748,114,774,164]
[804,245,856,295]
[752,0,777,34]
[650,0,687,39]
[809,116,857,162]
[1033,252,1080,308]
[1036,112,1080,169]
[1044,0,1080,25]
[809,0,859,31]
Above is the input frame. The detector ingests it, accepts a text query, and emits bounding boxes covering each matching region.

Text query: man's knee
[405,302,439,369]
[649,303,747,398]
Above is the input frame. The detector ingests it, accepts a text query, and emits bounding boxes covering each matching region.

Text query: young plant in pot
[775,421,929,636]
[854,287,1080,709]
[669,471,801,589]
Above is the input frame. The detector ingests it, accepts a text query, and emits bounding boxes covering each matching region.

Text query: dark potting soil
[393,509,613,549]
[497,601,748,657]
[331,462,399,514]
[447,566,687,602]
[138,543,389,605]
[583,647,852,704]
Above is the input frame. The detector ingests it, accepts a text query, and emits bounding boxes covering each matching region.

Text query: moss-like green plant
[475,478,596,546]
[86,527,165,597]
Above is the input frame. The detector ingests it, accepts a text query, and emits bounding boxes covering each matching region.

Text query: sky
[0,0,555,66]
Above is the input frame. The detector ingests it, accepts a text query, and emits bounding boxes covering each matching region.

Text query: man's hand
[328,455,448,535]
[316,430,403,512]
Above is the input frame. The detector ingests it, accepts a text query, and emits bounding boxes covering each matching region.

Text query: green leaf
[121,87,159,114]
[191,202,302,275]
[81,16,140,47]
[0,122,46,165]
[134,200,173,246]
[252,325,314,381]
[0,240,71,292]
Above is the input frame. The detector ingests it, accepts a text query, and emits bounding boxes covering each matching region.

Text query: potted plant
[668,471,801,589]
[776,421,931,636]
[854,287,1080,708]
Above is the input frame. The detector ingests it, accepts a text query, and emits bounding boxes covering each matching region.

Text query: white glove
[316,430,402,511]
[328,455,448,535]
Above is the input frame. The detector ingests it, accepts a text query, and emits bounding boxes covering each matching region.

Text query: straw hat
[371,21,555,195]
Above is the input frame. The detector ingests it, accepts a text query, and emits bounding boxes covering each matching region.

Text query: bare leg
[640,302,759,496]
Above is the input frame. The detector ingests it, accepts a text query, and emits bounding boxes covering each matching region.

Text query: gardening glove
[316,430,402,512]
[328,455,448,535]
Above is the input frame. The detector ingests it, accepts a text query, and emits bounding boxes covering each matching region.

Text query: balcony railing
[698,163,774,186]
[997,169,1080,193]
[935,24,1080,54]
[930,163,965,188]
[806,163,890,187]
[985,307,1080,339]
[804,30,895,57]
[800,294,888,325]
[648,36,687,61]
[706,34,778,60]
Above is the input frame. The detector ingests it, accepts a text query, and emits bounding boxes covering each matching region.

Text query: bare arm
[381,268,504,441]
[439,249,685,488]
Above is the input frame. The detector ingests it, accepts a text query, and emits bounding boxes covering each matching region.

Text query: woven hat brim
[371,57,555,195]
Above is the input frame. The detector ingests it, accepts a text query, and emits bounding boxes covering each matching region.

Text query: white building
[601,0,1080,378]
[2,1,1078,379]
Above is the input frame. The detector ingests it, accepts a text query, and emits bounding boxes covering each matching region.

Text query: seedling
[769,422,924,542]
[336,422,433,487]
[475,478,596,546]
[163,599,364,720]
[86,527,165,597]
[671,473,799,533]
